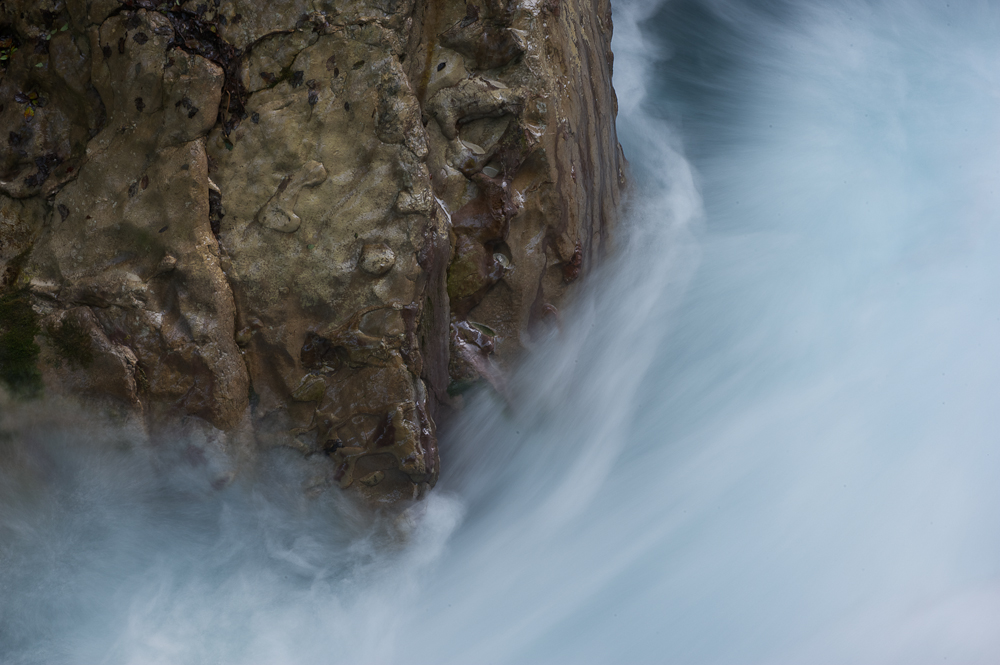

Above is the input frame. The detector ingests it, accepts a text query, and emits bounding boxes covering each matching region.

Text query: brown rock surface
[0,0,624,504]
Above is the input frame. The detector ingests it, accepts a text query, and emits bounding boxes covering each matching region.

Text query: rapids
[3,0,1000,662]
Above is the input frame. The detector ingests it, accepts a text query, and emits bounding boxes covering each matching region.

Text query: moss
[0,289,42,397]
[45,317,94,370]
[446,379,479,397]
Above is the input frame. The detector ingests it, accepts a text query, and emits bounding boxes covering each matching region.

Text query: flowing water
[3,0,1000,662]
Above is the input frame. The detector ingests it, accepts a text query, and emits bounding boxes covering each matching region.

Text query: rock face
[0,0,624,504]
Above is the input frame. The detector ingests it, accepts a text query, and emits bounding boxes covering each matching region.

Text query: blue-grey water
[3,0,1000,662]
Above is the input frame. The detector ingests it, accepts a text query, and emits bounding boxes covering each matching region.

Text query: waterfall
[3,0,1000,663]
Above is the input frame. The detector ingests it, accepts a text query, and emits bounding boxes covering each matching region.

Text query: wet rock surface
[0,0,624,504]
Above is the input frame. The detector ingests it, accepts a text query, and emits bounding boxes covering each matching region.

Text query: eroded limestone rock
[256,159,328,233]
[0,0,625,505]
[359,243,396,276]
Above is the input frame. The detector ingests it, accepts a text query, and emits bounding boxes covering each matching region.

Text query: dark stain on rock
[57,203,69,221]
[23,153,60,189]
[462,3,480,26]
[447,172,520,315]
[209,189,224,237]
[373,412,396,448]
[133,32,148,45]
[174,96,200,119]
[0,289,42,398]
[300,332,341,370]
[134,96,145,112]
[439,2,524,71]
[563,242,583,282]
[113,0,252,136]
[45,317,94,370]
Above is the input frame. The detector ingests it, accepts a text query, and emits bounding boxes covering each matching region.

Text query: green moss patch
[446,379,479,397]
[0,289,42,397]
[45,317,94,370]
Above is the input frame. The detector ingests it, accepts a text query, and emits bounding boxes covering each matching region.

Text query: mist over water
[4,0,1000,662]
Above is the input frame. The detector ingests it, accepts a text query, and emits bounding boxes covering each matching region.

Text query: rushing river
[4,0,1000,662]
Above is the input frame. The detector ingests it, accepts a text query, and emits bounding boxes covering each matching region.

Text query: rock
[359,243,396,276]
[359,469,385,487]
[256,160,329,233]
[0,20,102,199]
[0,0,626,505]
[0,196,46,290]
[439,4,525,71]
[291,373,326,402]
[239,29,319,93]
[37,306,142,410]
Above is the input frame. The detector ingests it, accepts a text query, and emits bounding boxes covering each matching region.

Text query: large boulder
[0,0,625,504]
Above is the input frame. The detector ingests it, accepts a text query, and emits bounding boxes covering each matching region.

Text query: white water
[3,0,1000,662]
